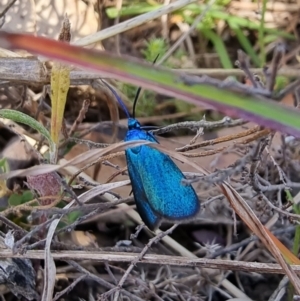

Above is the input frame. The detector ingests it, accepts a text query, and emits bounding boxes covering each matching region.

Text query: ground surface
[0,0,300,300]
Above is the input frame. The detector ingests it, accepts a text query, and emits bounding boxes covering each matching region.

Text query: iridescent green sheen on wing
[126,159,162,230]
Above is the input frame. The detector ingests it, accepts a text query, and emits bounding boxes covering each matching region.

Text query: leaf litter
[1,0,300,300]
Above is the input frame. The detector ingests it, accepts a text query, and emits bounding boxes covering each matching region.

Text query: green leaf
[50,62,70,160]
[8,190,34,206]
[0,109,55,154]
[228,21,261,67]
[201,28,233,69]
[0,158,8,173]
[22,190,34,203]
[67,210,81,223]
[8,193,23,206]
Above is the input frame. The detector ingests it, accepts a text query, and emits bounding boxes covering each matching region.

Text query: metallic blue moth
[104,82,200,230]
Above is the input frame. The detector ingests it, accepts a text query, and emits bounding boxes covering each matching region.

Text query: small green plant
[8,190,34,206]
[0,158,11,201]
[106,1,294,68]
[0,158,8,174]
[142,38,168,63]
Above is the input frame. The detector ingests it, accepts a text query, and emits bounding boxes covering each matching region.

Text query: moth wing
[126,145,200,221]
[126,154,162,230]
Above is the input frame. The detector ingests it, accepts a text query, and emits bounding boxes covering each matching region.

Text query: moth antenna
[132,54,160,119]
[132,87,141,119]
[152,54,160,64]
[102,80,130,119]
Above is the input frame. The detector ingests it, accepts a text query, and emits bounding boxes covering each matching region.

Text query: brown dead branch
[1,249,300,275]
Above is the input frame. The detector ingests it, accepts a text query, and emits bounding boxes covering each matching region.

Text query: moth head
[128,118,141,130]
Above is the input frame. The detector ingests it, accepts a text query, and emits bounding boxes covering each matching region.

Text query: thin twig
[268,276,289,301]
[25,197,133,250]
[0,0,17,19]
[157,0,216,64]
[179,73,271,97]
[152,117,245,135]
[236,50,259,88]
[13,215,58,253]
[266,43,285,92]
[209,226,295,259]
[114,0,123,55]
[0,249,300,275]
[176,125,261,152]
[68,137,110,149]
[53,274,87,301]
[67,151,124,185]
[104,224,178,301]
[68,99,90,137]
[67,260,144,301]
[0,214,27,234]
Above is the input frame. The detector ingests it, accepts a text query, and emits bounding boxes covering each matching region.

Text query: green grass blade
[183,6,294,39]
[0,109,55,155]
[2,32,300,138]
[201,28,233,69]
[258,0,268,66]
[228,21,261,67]
[106,3,159,18]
